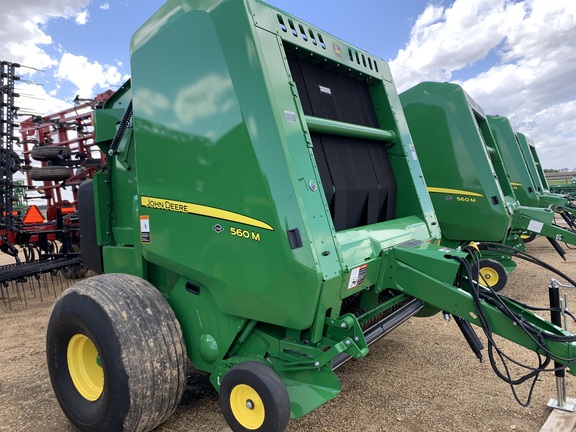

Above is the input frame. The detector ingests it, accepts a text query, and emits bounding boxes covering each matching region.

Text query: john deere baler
[400,82,576,269]
[487,116,576,231]
[516,132,576,206]
[45,3,576,432]
[516,132,551,194]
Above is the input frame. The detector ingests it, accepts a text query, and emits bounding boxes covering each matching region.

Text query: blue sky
[2,0,576,169]
[44,1,421,63]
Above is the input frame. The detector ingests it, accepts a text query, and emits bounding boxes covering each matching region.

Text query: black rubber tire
[219,362,290,432]
[31,145,72,161]
[59,242,87,280]
[30,166,71,181]
[471,258,508,292]
[521,232,538,243]
[46,274,187,432]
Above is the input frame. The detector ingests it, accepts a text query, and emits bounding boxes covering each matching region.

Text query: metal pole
[547,279,576,411]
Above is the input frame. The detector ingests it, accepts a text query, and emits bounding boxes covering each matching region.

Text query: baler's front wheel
[472,258,508,292]
[520,232,538,243]
[219,362,290,432]
[46,273,187,432]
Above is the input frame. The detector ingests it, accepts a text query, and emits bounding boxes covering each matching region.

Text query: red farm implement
[1,60,112,297]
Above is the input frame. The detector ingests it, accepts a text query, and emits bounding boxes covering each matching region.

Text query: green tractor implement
[399,82,576,285]
[487,116,576,235]
[516,132,551,195]
[516,131,576,237]
[518,134,576,198]
[45,2,576,432]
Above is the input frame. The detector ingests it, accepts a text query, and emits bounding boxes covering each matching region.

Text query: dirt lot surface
[1,237,576,432]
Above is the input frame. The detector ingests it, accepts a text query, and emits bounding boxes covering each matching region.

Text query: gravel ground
[1,236,575,431]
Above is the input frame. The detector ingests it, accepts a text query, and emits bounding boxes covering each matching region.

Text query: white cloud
[55,53,129,98]
[390,0,526,91]
[390,0,576,169]
[100,3,110,10]
[14,83,72,118]
[75,10,89,25]
[0,0,90,68]
[0,0,93,122]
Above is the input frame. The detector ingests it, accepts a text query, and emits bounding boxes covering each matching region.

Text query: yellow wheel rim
[520,233,531,240]
[230,384,265,430]
[480,266,499,286]
[67,334,104,401]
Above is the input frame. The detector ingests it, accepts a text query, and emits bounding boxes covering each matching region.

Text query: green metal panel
[487,115,540,207]
[399,82,512,244]
[124,0,442,331]
[129,7,324,330]
[388,243,576,365]
[527,137,551,190]
[399,83,576,249]
[515,132,572,209]
[516,132,545,194]
[93,82,146,278]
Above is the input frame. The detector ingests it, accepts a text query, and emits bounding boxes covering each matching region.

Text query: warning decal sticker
[527,219,544,234]
[140,216,150,243]
[348,264,368,289]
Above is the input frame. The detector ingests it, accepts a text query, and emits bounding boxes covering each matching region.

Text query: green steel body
[489,117,576,215]
[398,82,521,267]
[92,1,448,415]
[521,133,551,190]
[487,116,540,207]
[516,132,547,194]
[399,82,576,254]
[488,117,576,235]
[85,2,576,423]
[515,132,576,212]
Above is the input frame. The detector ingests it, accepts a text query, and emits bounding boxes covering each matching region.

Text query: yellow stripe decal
[427,187,484,198]
[141,196,274,231]
[510,182,522,187]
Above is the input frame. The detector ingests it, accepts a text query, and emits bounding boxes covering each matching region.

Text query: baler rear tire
[472,258,507,292]
[46,273,187,432]
[219,362,290,432]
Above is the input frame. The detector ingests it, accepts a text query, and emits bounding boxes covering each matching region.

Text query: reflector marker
[23,205,45,224]
[427,187,484,197]
[141,196,274,231]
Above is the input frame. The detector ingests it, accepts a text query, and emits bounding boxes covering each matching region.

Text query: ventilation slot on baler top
[285,48,397,231]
